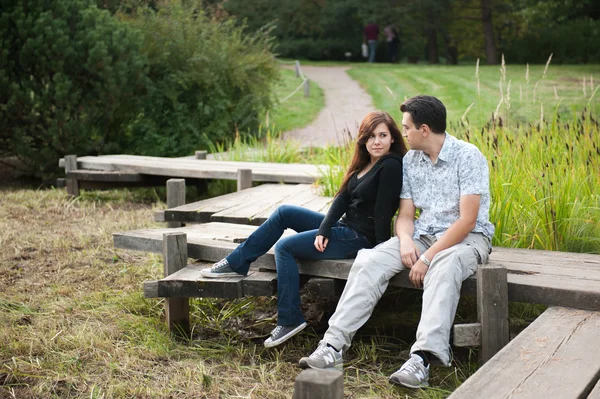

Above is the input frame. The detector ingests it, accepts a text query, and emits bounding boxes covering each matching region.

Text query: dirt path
[282,66,375,147]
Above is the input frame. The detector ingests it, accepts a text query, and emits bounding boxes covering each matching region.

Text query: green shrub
[0,0,148,178]
[502,18,600,64]
[123,1,280,157]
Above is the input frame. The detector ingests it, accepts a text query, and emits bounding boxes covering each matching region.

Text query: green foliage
[123,1,280,156]
[502,18,600,64]
[0,0,148,178]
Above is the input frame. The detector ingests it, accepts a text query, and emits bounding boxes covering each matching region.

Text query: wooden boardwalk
[59,154,327,184]
[114,222,600,311]
[161,184,332,225]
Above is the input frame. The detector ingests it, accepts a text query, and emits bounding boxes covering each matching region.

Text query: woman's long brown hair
[336,111,408,196]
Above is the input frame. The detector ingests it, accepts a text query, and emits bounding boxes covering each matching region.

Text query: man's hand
[409,260,429,288]
[314,235,329,252]
[400,238,420,268]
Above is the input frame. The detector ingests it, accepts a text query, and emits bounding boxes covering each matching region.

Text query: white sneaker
[264,322,307,348]
[199,259,243,278]
[389,354,430,388]
[298,341,343,370]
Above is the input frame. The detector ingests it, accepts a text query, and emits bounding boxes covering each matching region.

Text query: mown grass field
[1,62,598,398]
[347,62,600,127]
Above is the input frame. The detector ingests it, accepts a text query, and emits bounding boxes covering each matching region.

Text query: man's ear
[421,124,431,137]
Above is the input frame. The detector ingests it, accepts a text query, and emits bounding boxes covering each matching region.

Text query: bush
[502,18,600,64]
[123,1,280,157]
[0,0,148,178]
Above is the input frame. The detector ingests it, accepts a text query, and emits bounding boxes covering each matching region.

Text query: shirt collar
[437,132,454,163]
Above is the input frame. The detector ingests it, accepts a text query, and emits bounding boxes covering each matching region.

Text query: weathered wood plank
[164,184,275,223]
[294,369,343,399]
[242,271,277,297]
[588,379,600,398]
[162,232,190,335]
[477,265,509,364]
[166,179,185,228]
[237,169,253,191]
[64,155,79,197]
[59,155,328,183]
[448,307,600,399]
[210,184,310,225]
[66,170,143,182]
[453,323,482,347]
[114,223,600,310]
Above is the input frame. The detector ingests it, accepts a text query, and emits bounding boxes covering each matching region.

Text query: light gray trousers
[323,232,491,366]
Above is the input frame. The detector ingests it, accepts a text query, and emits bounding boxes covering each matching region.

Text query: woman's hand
[314,235,329,252]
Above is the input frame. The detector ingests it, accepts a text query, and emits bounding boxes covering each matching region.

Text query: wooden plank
[237,169,252,191]
[166,179,185,228]
[162,232,190,336]
[477,265,509,364]
[210,184,310,225]
[242,271,277,296]
[588,379,600,399]
[144,265,273,298]
[114,223,600,310]
[59,155,327,184]
[66,170,143,182]
[294,369,343,399]
[64,155,79,197]
[453,323,482,347]
[448,307,600,399]
[164,184,275,223]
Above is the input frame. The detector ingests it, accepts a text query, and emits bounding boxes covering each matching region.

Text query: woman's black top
[317,153,404,246]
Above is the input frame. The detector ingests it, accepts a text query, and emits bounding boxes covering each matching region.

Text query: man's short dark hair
[400,95,447,134]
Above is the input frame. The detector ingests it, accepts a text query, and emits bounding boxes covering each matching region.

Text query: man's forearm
[395,216,415,242]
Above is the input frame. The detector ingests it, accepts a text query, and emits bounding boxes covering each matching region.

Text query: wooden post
[195,150,207,160]
[64,155,79,197]
[163,232,190,336]
[293,369,343,399]
[237,169,252,191]
[294,60,301,77]
[304,79,310,98]
[477,264,509,364]
[167,179,185,228]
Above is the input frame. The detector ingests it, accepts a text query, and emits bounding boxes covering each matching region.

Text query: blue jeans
[368,40,377,63]
[226,205,371,326]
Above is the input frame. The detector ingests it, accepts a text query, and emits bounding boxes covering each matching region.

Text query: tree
[481,0,498,64]
[0,0,148,178]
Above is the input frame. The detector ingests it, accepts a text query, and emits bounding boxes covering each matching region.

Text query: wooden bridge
[108,177,600,398]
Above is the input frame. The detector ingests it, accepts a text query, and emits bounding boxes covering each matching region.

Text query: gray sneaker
[199,259,243,278]
[299,341,343,370]
[389,354,430,388]
[264,322,307,348]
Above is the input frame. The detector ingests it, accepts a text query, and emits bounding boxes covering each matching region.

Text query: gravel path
[282,66,375,147]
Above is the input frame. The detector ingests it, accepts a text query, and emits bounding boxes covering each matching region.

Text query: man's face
[401,113,422,150]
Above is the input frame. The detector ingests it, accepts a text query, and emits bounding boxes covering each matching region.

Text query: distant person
[299,95,494,390]
[384,24,400,63]
[364,22,380,63]
[200,111,408,348]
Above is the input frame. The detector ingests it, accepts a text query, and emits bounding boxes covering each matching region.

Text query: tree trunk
[481,0,498,64]
[427,28,439,64]
[426,7,439,64]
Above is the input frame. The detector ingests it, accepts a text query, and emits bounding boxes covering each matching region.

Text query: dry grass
[0,186,476,398]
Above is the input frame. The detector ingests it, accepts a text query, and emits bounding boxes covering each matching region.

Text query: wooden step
[448,307,600,399]
[144,268,277,299]
[162,183,331,224]
[113,223,600,310]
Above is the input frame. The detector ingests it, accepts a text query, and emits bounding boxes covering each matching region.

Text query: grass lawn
[0,188,477,398]
[345,63,600,127]
[265,67,325,133]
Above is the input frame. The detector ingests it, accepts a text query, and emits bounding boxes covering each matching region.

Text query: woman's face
[365,122,394,161]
